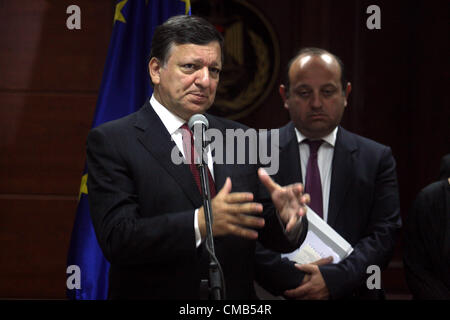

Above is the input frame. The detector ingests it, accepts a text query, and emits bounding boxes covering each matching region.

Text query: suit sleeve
[403,185,450,299]
[86,127,197,266]
[254,242,305,296]
[319,146,402,299]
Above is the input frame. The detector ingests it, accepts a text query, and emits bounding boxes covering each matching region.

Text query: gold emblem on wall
[192,0,280,120]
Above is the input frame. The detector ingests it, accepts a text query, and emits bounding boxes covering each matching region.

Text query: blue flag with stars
[66,0,191,300]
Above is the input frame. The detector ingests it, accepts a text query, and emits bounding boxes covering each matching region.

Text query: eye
[296,90,311,98]
[322,87,337,97]
[209,67,221,76]
[182,64,196,70]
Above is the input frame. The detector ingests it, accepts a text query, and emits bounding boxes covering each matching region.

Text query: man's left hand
[283,263,330,300]
[258,168,309,232]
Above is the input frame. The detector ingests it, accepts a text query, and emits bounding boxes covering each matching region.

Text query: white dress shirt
[294,127,338,223]
[150,95,213,247]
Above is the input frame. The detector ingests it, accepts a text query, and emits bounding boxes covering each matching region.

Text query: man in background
[275,47,401,299]
[403,154,450,299]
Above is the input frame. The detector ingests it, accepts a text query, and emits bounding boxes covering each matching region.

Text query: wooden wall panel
[0,0,112,92]
[0,0,113,299]
[0,93,96,195]
[0,197,77,298]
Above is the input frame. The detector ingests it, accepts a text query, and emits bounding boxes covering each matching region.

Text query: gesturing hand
[258,168,309,232]
[198,177,265,240]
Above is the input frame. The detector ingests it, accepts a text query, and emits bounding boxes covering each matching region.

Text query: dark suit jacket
[273,122,402,299]
[403,179,450,299]
[86,101,307,299]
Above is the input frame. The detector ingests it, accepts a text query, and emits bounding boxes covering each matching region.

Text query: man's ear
[344,82,352,107]
[279,84,289,110]
[148,57,162,85]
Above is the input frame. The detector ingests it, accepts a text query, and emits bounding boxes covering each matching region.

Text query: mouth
[190,92,206,97]
[188,92,208,103]
[308,113,327,120]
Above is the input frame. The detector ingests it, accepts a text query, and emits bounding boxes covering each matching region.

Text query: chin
[304,127,332,139]
[190,103,212,114]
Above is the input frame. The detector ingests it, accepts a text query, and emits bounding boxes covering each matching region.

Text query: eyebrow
[293,84,311,90]
[188,58,221,68]
[321,83,337,87]
[294,83,338,90]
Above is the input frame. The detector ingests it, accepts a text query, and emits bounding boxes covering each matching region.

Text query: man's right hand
[198,177,265,240]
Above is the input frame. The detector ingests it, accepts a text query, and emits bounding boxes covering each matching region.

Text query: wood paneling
[0,197,77,298]
[0,0,113,299]
[0,93,96,195]
[0,0,112,92]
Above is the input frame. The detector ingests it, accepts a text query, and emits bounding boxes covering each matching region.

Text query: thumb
[297,263,318,274]
[217,177,232,196]
[312,256,333,266]
[258,168,279,194]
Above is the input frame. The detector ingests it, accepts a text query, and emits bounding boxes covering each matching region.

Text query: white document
[282,206,353,265]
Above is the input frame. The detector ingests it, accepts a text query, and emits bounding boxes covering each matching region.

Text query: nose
[194,67,210,88]
[310,91,322,109]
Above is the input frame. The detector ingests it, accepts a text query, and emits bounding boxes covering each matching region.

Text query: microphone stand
[193,123,223,300]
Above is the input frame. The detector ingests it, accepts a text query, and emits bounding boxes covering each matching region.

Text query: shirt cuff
[194,209,202,248]
[276,210,304,244]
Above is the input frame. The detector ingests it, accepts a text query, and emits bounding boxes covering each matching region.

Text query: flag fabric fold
[66,0,191,300]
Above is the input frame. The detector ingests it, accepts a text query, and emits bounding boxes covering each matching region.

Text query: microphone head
[188,114,209,130]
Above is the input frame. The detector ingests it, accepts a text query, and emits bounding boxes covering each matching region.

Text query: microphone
[187,114,224,300]
[188,113,209,130]
[188,114,209,155]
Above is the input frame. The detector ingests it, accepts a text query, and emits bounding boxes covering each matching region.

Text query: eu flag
[66,0,191,300]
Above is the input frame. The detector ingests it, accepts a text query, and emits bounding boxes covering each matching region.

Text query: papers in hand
[282,206,353,265]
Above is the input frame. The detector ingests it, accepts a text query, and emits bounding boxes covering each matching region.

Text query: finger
[285,215,299,232]
[225,202,263,215]
[312,256,333,266]
[217,177,232,196]
[291,183,304,196]
[297,264,318,273]
[301,193,310,205]
[301,274,311,284]
[224,223,259,240]
[298,206,307,217]
[284,283,311,299]
[230,213,265,229]
[224,192,254,203]
[294,265,313,283]
[294,263,303,271]
[292,185,307,209]
[258,168,280,194]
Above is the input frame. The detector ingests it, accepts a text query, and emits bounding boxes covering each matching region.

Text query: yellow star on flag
[114,0,128,24]
[181,0,191,15]
[78,174,88,201]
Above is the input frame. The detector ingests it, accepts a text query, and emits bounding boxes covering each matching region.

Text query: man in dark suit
[403,154,450,299]
[87,15,308,299]
[275,48,401,299]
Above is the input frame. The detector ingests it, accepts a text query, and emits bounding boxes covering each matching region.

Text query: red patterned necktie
[304,140,323,218]
[180,123,216,197]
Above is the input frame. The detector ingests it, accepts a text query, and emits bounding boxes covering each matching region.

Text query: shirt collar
[150,95,186,135]
[294,126,338,147]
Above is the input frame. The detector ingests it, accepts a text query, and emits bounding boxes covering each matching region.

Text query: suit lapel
[327,127,357,227]
[205,114,232,191]
[278,122,303,185]
[134,101,202,207]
